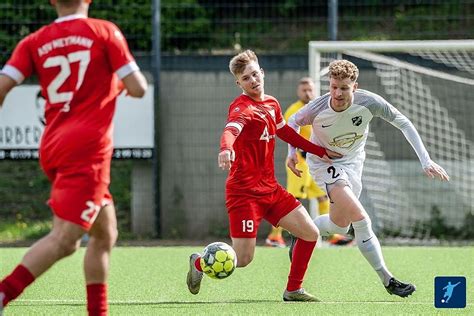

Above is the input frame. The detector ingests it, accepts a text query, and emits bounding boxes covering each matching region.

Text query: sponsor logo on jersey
[352,116,362,126]
[329,132,363,149]
[268,109,275,119]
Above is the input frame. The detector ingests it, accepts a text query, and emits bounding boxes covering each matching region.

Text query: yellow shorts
[286,152,326,199]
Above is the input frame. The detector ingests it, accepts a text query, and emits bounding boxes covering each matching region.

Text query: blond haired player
[266,77,352,247]
[288,59,449,298]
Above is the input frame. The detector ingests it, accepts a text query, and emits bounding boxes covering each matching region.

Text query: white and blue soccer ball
[200,242,237,279]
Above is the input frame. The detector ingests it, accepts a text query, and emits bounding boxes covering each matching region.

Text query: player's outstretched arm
[0,74,17,106]
[277,124,342,162]
[423,160,449,181]
[386,111,449,182]
[218,126,239,170]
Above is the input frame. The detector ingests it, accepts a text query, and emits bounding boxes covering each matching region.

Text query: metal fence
[1,1,474,62]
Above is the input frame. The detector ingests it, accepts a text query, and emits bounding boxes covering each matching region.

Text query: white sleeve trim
[276,119,286,129]
[1,65,24,84]
[115,61,139,79]
[225,122,242,132]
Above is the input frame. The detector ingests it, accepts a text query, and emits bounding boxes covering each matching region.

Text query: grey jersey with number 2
[287,89,431,172]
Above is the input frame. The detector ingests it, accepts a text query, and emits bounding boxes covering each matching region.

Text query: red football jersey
[223,94,286,195]
[2,14,138,165]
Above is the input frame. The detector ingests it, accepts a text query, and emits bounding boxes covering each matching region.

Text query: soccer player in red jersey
[0,1,147,314]
[187,50,341,301]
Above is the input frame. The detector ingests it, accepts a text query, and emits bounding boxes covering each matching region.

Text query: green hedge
[1,0,473,64]
[0,160,133,234]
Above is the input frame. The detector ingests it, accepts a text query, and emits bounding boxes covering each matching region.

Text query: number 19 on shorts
[242,220,254,232]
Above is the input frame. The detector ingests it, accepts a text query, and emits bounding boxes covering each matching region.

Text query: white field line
[13,299,436,305]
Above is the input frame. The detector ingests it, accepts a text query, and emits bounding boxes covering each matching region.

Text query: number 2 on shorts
[327,166,340,179]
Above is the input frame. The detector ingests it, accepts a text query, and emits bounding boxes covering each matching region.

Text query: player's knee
[92,227,118,251]
[53,233,81,257]
[328,219,350,235]
[236,253,253,267]
[352,216,372,231]
[101,228,118,250]
[299,225,319,242]
[106,226,118,248]
[110,227,118,245]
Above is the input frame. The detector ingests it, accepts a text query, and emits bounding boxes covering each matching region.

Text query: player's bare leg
[329,184,415,297]
[279,206,319,302]
[84,204,118,315]
[24,216,85,276]
[231,238,257,267]
[85,204,118,283]
[0,216,84,308]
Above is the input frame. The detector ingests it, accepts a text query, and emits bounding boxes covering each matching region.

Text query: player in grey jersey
[287,59,449,298]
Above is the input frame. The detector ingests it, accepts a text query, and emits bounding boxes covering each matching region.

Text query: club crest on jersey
[329,132,363,149]
[352,116,362,126]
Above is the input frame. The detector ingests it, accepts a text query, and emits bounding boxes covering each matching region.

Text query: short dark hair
[298,77,314,86]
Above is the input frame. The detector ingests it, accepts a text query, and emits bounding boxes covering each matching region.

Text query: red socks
[0,265,107,315]
[0,264,35,307]
[86,283,108,316]
[194,256,203,272]
[287,238,316,291]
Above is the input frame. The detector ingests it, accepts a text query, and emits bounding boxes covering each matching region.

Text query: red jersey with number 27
[224,94,286,195]
[3,15,138,166]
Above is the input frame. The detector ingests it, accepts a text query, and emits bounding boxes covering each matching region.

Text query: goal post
[308,40,474,238]
[309,40,474,95]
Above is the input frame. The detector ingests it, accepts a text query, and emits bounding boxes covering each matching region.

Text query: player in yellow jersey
[265,77,352,247]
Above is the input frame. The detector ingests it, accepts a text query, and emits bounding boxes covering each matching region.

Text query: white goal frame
[309,39,474,95]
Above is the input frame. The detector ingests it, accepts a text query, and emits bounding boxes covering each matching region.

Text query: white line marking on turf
[15,299,435,305]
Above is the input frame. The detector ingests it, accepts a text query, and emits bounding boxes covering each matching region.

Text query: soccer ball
[200,242,237,279]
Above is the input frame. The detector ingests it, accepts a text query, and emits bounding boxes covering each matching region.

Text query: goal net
[309,40,474,239]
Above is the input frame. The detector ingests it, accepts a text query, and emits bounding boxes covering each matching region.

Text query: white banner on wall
[0,85,154,160]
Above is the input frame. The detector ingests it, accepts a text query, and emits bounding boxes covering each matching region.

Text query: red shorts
[42,158,113,231]
[226,184,301,238]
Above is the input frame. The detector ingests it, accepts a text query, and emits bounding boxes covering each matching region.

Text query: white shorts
[309,161,363,198]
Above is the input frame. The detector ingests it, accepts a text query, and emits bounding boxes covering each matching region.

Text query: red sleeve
[276,124,326,157]
[102,21,135,73]
[6,36,35,81]
[273,98,285,127]
[219,101,251,151]
[220,127,239,151]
